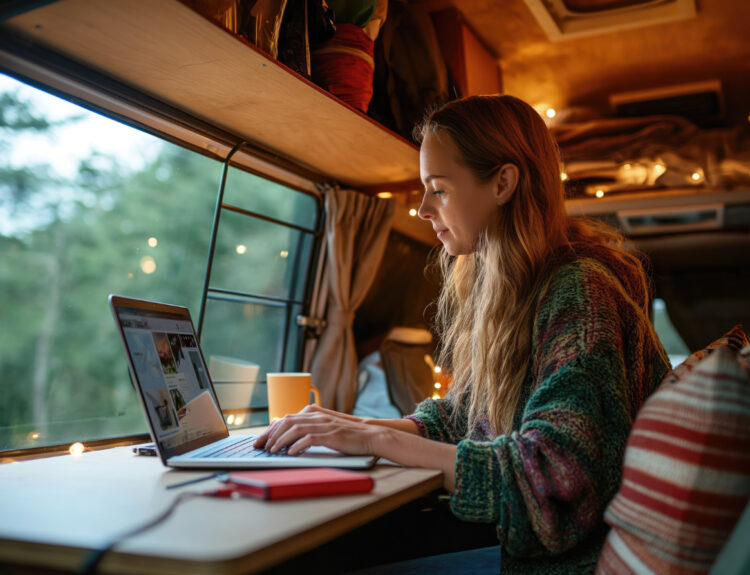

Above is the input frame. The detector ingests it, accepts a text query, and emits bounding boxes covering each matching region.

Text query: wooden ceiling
[416,0,750,129]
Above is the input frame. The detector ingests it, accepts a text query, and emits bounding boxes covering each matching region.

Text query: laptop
[109,295,377,469]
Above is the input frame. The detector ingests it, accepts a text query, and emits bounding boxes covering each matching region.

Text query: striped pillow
[597,346,750,574]
[661,324,748,386]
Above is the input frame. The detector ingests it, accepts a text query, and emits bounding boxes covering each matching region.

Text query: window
[200,168,319,373]
[652,297,690,366]
[0,73,320,452]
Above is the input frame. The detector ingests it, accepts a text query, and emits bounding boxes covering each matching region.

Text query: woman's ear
[494,164,519,206]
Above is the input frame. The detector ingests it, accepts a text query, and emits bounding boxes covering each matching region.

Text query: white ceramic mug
[266,372,321,421]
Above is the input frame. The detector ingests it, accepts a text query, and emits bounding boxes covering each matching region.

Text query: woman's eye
[432,190,444,196]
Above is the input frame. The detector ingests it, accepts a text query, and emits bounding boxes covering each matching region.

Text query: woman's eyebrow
[423,175,446,184]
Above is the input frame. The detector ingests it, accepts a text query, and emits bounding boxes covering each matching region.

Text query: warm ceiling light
[546,107,557,119]
[595,189,605,198]
[408,208,417,217]
[377,192,393,199]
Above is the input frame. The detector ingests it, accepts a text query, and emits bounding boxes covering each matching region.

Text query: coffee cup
[265,372,321,421]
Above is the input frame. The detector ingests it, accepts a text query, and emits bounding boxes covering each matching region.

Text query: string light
[226,414,235,425]
[280,250,289,258]
[408,208,417,217]
[140,256,156,274]
[377,192,393,199]
[561,172,568,182]
[595,189,605,198]
[546,107,557,119]
[69,442,85,456]
[434,382,441,389]
[236,245,247,254]
[434,366,442,373]
[147,237,158,247]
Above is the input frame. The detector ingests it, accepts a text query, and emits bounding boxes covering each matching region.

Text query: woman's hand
[252,405,457,491]
[253,404,384,456]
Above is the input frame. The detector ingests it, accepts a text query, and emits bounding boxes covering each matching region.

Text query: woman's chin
[442,242,470,257]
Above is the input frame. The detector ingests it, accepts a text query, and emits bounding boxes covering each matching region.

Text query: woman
[255,95,670,573]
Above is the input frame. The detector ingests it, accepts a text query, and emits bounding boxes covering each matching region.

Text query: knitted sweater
[406,256,670,574]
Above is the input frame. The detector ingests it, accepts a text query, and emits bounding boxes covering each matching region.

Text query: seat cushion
[596,343,750,574]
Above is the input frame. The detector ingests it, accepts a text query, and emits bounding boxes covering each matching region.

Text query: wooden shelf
[5,0,420,188]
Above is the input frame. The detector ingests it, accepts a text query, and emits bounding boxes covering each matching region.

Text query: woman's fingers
[255,407,365,452]
[253,414,290,448]
[276,421,378,456]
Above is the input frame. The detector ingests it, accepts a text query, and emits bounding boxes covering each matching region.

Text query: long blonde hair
[415,95,655,435]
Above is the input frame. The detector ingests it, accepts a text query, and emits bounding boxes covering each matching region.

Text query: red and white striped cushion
[597,346,750,574]
[661,324,748,386]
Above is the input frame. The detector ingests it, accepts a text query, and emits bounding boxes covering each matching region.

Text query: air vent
[617,203,724,236]
[523,0,696,40]
[610,80,724,127]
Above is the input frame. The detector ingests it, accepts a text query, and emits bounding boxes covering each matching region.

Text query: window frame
[0,33,328,456]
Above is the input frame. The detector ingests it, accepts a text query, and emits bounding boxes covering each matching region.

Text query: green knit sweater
[406,256,670,574]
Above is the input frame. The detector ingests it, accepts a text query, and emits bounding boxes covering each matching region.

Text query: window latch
[296,315,327,337]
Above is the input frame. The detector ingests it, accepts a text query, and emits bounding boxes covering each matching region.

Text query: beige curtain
[311,188,395,412]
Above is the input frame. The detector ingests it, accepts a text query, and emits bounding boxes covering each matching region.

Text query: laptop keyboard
[198,435,289,459]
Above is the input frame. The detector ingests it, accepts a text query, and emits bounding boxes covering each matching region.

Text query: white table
[0,443,443,574]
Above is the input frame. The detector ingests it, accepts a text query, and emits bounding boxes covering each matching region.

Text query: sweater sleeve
[449,261,650,557]
[404,390,468,444]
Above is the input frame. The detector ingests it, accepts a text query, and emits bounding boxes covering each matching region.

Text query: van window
[652,297,690,367]
[0,73,318,452]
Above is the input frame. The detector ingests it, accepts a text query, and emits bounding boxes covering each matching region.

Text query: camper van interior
[0,0,749,573]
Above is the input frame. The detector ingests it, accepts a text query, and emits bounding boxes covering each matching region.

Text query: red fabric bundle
[312,23,374,112]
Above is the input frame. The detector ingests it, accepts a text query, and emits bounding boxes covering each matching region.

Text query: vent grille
[617,204,724,236]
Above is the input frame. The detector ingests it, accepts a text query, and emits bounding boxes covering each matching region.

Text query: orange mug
[265,372,321,422]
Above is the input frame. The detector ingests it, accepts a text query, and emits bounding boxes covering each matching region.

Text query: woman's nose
[417,194,433,221]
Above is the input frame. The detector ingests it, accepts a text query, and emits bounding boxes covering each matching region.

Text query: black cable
[77,491,203,574]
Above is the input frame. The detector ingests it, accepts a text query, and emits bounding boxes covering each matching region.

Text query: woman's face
[418,131,501,256]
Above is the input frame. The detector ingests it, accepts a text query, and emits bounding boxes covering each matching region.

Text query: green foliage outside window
[0,75,318,452]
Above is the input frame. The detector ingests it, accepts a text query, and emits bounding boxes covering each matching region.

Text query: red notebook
[221,468,374,500]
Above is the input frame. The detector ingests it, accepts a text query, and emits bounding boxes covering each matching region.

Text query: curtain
[311,188,395,412]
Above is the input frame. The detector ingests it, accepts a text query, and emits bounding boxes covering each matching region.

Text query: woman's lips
[435,228,447,240]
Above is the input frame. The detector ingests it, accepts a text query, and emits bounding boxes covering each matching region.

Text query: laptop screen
[110,296,228,459]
